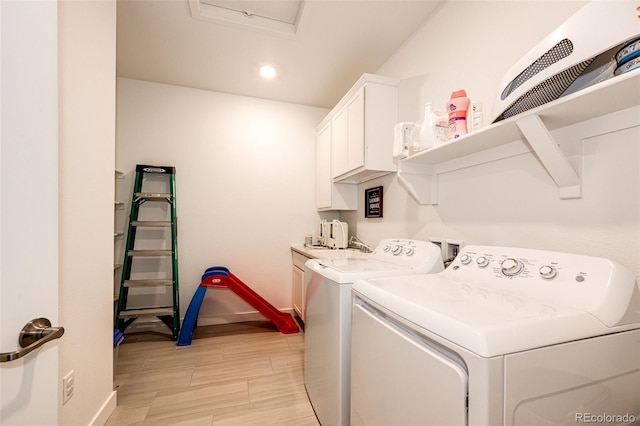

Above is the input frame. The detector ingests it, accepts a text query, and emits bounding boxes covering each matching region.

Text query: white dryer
[351,245,640,425]
[304,239,444,426]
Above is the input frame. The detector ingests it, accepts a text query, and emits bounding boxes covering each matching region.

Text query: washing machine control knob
[476,256,490,268]
[391,244,403,256]
[383,245,391,252]
[404,246,414,256]
[459,254,472,265]
[539,265,557,280]
[501,258,524,276]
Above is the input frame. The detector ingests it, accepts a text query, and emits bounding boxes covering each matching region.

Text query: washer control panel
[382,240,416,257]
[370,239,445,270]
[445,245,639,327]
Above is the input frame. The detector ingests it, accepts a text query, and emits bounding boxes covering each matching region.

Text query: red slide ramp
[178,266,299,346]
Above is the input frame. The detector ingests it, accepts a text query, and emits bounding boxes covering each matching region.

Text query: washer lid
[306,258,423,284]
[353,274,618,358]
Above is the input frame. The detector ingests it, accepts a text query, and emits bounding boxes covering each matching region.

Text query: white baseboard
[90,390,117,426]
[124,310,295,333]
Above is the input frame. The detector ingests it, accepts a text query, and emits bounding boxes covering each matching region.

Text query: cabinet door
[316,120,358,211]
[333,86,365,179]
[292,266,304,320]
[316,122,332,209]
[332,106,348,177]
[346,86,365,172]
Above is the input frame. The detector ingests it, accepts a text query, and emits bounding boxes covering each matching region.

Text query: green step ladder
[116,165,180,340]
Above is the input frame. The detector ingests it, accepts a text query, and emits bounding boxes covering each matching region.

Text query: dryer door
[351,298,469,425]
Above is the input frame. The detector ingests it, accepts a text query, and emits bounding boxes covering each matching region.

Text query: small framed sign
[365,186,383,218]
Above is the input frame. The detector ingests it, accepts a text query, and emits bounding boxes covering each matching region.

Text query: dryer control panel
[447,245,640,328]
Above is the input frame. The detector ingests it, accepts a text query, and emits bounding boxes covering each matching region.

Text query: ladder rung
[128,249,172,257]
[119,307,174,318]
[135,192,171,201]
[137,165,175,174]
[131,221,172,227]
[124,279,173,287]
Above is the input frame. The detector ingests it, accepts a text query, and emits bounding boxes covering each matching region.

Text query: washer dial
[476,256,490,268]
[501,258,524,276]
[539,265,557,279]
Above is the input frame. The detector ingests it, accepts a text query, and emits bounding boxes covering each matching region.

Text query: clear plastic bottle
[416,102,437,151]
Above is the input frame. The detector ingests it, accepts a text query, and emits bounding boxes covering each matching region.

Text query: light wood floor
[106,322,319,426]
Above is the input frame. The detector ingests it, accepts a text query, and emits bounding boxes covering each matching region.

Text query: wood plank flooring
[106,322,319,426]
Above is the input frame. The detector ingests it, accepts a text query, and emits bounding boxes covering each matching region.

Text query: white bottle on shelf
[413,102,449,153]
[470,102,483,132]
[419,102,436,150]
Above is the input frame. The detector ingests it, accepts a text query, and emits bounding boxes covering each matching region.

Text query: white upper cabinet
[331,101,348,177]
[320,74,400,184]
[316,120,357,211]
[332,87,366,177]
[315,73,398,211]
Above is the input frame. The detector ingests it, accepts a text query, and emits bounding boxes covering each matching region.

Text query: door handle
[0,318,64,363]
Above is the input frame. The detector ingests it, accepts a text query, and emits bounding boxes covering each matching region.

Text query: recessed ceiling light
[260,65,276,79]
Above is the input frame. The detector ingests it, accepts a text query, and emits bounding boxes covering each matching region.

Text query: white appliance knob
[539,265,557,279]
[404,246,414,256]
[391,245,402,256]
[459,254,472,265]
[476,256,490,268]
[501,258,524,276]
[383,245,391,252]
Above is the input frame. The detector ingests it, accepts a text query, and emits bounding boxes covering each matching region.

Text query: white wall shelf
[114,169,125,302]
[397,71,640,205]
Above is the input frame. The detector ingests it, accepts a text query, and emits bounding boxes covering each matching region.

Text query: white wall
[116,79,328,326]
[115,1,639,330]
[342,1,640,278]
[58,0,117,424]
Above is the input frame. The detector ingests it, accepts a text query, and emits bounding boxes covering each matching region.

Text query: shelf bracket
[515,114,581,199]
[397,162,438,205]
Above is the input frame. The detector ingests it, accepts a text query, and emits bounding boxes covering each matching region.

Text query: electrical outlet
[63,370,74,405]
[445,239,464,261]
[431,237,464,262]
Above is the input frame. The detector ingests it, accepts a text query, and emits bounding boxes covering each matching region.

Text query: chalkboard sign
[365,186,383,218]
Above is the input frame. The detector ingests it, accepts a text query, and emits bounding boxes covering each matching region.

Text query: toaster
[317,220,329,246]
[327,220,349,249]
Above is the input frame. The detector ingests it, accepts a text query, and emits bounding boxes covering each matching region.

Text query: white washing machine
[351,245,640,425]
[304,239,444,426]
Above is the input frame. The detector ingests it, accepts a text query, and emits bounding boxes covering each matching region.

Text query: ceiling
[116,0,443,109]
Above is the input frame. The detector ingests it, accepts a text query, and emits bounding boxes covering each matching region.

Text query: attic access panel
[189,0,305,35]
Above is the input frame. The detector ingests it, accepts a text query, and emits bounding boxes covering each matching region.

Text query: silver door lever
[0,318,64,363]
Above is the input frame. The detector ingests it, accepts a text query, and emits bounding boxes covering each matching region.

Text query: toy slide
[177,266,299,346]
